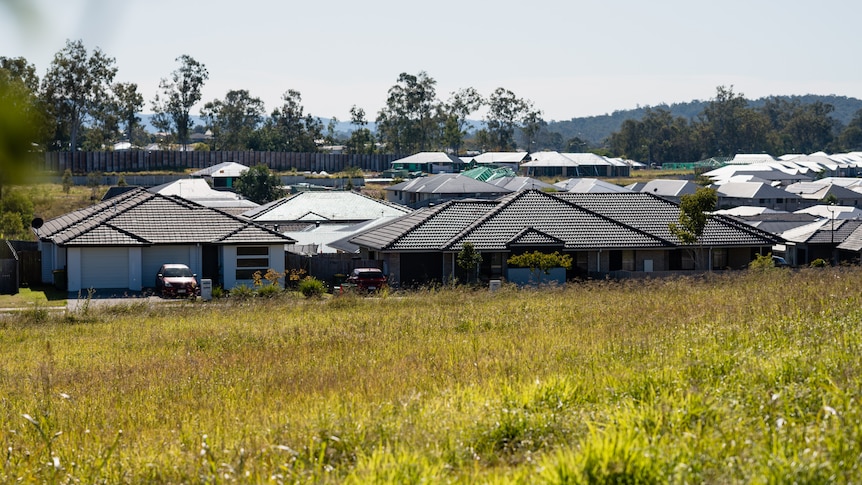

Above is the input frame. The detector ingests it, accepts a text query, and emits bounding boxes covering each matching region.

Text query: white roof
[795,205,862,219]
[715,182,800,199]
[243,190,411,222]
[637,179,699,197]
[391,152,460,164]
[712,206,782,216]
[148,178,258,208]
[553,178,628,193]
[470,152,528,164]
[191,161,250,178]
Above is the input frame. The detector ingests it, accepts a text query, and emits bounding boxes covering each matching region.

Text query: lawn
[0,286,66,309]
[2,268,861,483]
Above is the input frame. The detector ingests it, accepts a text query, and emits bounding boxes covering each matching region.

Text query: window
[236,246,269,280]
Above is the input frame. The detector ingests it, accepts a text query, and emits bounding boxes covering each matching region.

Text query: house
[389,152,463,174]
[191,161,250,189]
[784,181,862,207]
[521,152,621,177]
[385,174,511,208]
[714,182,807,212]
[782,218,862,266]
[241,190,412,254]
[627,180,699,202]
[149,178,260,215]
[348,190,780,286]
[464,151,529,172]
[35,187,295,293]
[555,178,628,193]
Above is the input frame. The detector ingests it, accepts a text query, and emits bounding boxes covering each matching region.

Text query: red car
[346,268,387,291]
[155,263,199,297]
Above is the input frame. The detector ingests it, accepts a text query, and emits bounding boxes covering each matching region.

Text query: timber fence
[42,151,401,174]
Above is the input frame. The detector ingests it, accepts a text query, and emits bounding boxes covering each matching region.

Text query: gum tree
[152,55,209,149]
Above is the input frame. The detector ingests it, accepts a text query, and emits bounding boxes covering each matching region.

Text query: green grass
[2,269,862,483]
[0,286,66,308]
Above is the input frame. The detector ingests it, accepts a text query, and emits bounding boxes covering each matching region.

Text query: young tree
[151,55,209,149]
[41,39,118,151]
[456,242,483,283]
[669,187,718,270]
[200,89,265,150]
[234,164,285,204]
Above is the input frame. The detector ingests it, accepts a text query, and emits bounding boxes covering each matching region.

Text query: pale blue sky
[3,0,860,122]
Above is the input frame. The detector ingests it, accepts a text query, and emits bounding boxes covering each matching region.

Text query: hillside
[547,94,862,145]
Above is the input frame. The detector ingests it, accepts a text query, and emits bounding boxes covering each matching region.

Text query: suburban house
[554,178,628,193]
[241,190,412,254]
[348,189,781,286]
[191,161,250,189]
[714,182,808,212]
[148,178,260,215]
[782,218,862,266]
[463,151,529,172]
[389,152,463,174]
[784,181,862,207]
[521,152,627,177]
[385,174,511,208]
[35,188,295,293]
[627,180,700,202]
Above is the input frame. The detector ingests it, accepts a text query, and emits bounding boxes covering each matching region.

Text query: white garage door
[81,248,129,289]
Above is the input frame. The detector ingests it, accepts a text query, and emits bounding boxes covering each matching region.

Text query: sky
[3,0,861,123]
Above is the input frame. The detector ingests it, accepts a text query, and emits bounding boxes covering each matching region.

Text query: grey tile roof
[557,192,781,246]
[349,190,782,253]
[450,190,669,251]
[38,188,295,247]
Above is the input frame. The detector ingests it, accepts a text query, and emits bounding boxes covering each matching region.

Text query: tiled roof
[449,191,669,251]
[557,192,781,246]
[38,188,294,247]
[349,190,781,253]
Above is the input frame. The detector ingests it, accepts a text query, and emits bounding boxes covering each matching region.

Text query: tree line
[0,40,543,159]
[3,39,862,172]
[606,86,862,164]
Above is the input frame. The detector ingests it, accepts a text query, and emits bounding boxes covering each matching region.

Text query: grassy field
[2,268,862,483]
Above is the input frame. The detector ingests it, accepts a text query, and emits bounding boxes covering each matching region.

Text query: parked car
[346,268,387,291]
[772,255,790,267]
[155,263,199,297]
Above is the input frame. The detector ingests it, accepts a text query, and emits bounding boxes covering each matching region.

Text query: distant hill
[546,95,862,145]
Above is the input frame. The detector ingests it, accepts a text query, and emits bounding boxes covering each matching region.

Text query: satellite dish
[31,217,44,229]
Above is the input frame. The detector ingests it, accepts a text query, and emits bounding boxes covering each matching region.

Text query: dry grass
[2,269,862,482]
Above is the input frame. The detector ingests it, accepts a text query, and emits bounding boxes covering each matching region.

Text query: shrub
[748,252,775,270]
[256,284,283,299]
[507,251,573,274]
[810,258,828,267]
[211,286,225,299]
[298,277,326,298]
[229,283,255,300]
